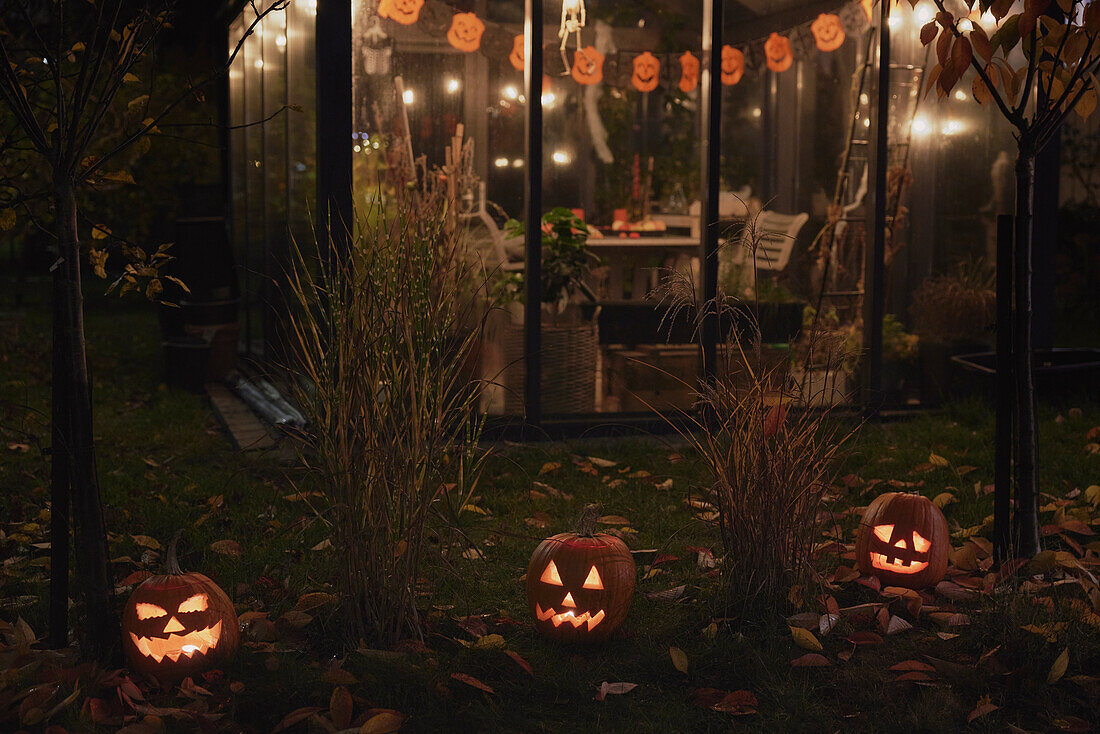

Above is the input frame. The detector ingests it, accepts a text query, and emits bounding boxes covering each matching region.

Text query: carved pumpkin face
[526,531,635,642]
[123,568,239,681]
[571,46,604,85]
[678,51,699,93]
[720,45,744,86]
[764,33,793,73]
[811,13,846,52]
[631,51,660,93]
[509,34,524,71]
[447,12,485,53]
[378,0,423,26]
[856,492,949,589]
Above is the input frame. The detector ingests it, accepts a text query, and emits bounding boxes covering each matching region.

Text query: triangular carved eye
[582,565,603,589]
[540,560,563,585]
[912,532,931,552]
[872,524,894,542]
[178,594,208,613]
[136,603,167,620]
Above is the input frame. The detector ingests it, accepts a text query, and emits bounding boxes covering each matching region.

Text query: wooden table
[587,236,700,301]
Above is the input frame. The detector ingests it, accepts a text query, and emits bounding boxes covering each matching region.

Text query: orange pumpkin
[764,33,793,73]
[377,0,423,26]
[526,507,635,642]
[811,13,846,52]
[570,46,604,85]
[856,492,950,589]
[509,34,524,71]
[720,45,744,86]
[678,51,699,93]
[631,51,660,93]
[446,12,485,53]
[122,535,239,682]
[861,0,873,22]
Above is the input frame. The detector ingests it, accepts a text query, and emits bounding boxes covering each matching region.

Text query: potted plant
[910,260,995,405]
[489,208,602,415]
[880,314,919,406]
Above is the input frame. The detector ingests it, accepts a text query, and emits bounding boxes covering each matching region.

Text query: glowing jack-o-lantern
[122,536,239,681]
[526,506,635,642]
[631,51,661,93]
[378,0,424,26]
[678,51,699,93]
[720,45,744,86]
[446,12,485,53]
[570,46,604,85]
[764,33,793,73]
[856,492,949,589]
[811,13,846,53]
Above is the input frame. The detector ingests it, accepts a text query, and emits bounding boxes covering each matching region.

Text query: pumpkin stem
[577,504,600,536]
[166,530,184,574]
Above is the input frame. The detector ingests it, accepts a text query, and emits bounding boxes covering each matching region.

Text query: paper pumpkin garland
[764,33,793,72]
[509,34,525,70]
[526,506,636,642]
[678,51,699,93]
[447,12,485,53]
[631,51,660,92]
[856,492,950,589]
[721,45,744,86]
[571,46,604,85]
[378,0,424,25]
[122,534,239,682]
[811,13,846,52]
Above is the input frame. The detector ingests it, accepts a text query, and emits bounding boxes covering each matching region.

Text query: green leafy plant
[502,207,600,313]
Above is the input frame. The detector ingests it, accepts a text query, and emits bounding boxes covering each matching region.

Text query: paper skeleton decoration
[558,0,587,73]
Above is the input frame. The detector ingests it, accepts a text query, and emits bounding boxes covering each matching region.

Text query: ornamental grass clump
[281,187,490,647]
[653,214,857,618]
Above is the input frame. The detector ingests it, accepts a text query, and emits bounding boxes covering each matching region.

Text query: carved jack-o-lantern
[720,45,744,86]
[526,506,635,642]
[378,0,424,26]
[764,33,793,73]
[122,536,239,682]
[678,51,699,93]
[811,13,846,53]
[446,12,485,53]
[856,492,950,589]
[631,51,660,93]
[570,46,604,85]
[509,34,525,71]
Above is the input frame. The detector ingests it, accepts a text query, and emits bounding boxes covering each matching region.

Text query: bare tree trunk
[53,175,118,662]
[1012,147,1041,558]
[49,266,71,649]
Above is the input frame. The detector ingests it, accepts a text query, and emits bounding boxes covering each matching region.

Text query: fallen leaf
[504,650,534,677]
[359,711,405,733]
[670,646,689,673]
[791,653,831,667]
[967,699,998,723]
[1047,647,1069,685]
[790,626,823,652]
[538,461,561,476]
[210,539,242,556]
[131,535,161,550]
[597,515,631,525]
[450,673,494,694]
[595,681,638,701]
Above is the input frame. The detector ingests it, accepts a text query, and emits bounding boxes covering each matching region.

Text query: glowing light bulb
[503,85,519,100]
[954,89,967,101]
[512,158,524,168]
[253,58,264,69]
[751,107,762,118]
[551,149,571,165]
[276,34,287,48]
[445,78,460,94]
[915,5,934,24]
[541,91,556,107]
[888,14,901,29]
[494,157,509,168]
[402,89,415,105]
[911,116,930,136]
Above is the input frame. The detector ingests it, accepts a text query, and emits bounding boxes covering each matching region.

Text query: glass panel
[263,9,289,354]
[287,0,317,252]
[228,17,248,347]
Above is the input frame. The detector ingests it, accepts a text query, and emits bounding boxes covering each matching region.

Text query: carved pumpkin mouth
[129,620,222,664]
[869,552,929,575]
[535,603,605,630]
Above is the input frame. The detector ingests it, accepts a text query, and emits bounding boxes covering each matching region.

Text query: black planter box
[951,348,1100,402]
[588,300,804,346]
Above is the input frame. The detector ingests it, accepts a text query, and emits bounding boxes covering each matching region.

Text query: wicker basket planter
[497,309,598,416]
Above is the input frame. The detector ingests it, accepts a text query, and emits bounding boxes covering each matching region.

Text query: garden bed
[1,298,1098,733]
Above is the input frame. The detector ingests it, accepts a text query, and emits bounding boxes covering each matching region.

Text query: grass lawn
[2,292,1099,733]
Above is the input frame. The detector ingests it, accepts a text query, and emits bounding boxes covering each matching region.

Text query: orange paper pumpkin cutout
[571,46,604,85]
[678,51,699,93]
[378,0,423,26]
[811,13,846,52]
[631,51,660,93]
[764,33,793,73]
[861,0,873,22]
[509,34,524,71]
[720,45,744,86]
[447,12,485,53]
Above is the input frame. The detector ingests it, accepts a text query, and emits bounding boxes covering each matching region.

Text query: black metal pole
[699,0,722,382]
[864,0,890,413]
[993,213,1013,565]
[316,0,353,258]
[524,0,544,428]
